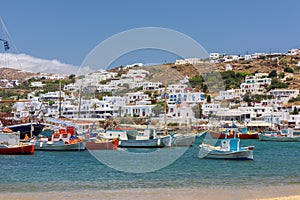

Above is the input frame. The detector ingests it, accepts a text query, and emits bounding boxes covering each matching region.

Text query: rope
[0,16,23,70]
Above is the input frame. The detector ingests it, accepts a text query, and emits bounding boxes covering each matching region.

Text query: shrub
[284,67,294,73]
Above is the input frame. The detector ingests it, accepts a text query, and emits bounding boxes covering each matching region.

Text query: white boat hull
[199,144,254,160]
[258,133,300,142]
[171,134,196,146]
[35,141,85,151]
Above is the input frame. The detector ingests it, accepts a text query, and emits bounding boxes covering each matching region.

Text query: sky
[0,0,300,74]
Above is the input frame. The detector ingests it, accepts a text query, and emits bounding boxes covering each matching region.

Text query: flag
[3,41,9,51]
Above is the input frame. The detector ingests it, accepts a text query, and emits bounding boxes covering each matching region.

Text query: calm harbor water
[0,139,299,193]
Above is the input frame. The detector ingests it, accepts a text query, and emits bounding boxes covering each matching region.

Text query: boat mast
[78,85,82,119]
[59,80,62,118]
[163,82,167,134]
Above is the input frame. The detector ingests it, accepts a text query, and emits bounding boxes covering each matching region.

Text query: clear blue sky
[1,0,300,67]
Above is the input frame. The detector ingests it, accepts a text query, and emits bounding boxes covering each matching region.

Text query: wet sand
[0,185,299,200]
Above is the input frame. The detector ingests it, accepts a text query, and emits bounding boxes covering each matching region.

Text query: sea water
[0,139,299,193]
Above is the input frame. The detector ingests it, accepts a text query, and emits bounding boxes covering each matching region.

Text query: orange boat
[86,138,119,150]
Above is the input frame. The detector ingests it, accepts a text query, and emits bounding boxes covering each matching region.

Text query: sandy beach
[1,185,299,200]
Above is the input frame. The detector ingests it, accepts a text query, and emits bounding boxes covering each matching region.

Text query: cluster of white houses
[209,48,300,63]
[9,53,300,129]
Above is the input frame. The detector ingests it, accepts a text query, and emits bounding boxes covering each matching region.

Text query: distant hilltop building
[175,58,203,65]
[124,63,143,69]
[287,48,300,55]
[209,47,300,64]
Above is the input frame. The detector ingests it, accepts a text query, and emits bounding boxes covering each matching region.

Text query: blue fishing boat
[199,129,254,160]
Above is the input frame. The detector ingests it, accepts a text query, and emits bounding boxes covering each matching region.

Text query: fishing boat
[0,128,34,155]
[34,126,85,151]
[199,129,254,160]
[209,130,259,139]
[170,133,196,147]
[85,138,119,150]
[258,128,300,142]
[209,125,259,139]
[118,135,171,148]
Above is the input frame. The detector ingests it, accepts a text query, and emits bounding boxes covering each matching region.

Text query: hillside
[0,67,36,82]
[122,55,300,91]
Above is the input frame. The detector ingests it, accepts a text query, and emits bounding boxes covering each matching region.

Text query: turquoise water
[0,139,299,192]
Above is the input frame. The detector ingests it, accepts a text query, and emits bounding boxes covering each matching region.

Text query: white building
[40,91,66,101]
[76,70,118,86]
[269,89,299,103]
[125,92,149,104]
[165,103,195,125]
[287,48,300,55]
[121,69,149,79]
[202,103,221,117]
[60,99,116,119]
[244,55,252,61]
[175,58,203,65]
[142,82,162,91]
[122,104,155,117]
[289,114,300,129]
[168,92,205,104]
[31,81,46,88]
[167,84,188,93]
[209,53,220,60]
[240,73,271,94]
[215,89,242,101]
[97,84,118,93]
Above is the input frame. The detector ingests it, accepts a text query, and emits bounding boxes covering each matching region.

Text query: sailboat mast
[78,85,82,119]
[164,83,167,134]
[59,80,62,118]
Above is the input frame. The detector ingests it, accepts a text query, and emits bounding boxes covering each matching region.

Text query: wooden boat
[0,129,34,155]
[171,133,196,146]
[209,129,259,139]
[258,129,300,142]
[34,126,85,151]
[118,135,171,148]
[199,130,254,160]
[85,138,119,150]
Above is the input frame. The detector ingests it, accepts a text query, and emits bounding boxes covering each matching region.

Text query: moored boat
[258,128,300,142]
[118,135,171,148]
[34,126,85,151]
[0,129,34,155]
[171,133,196,146]
[209,129,259,139]
[199,129,254,160]
[85,138,119,150]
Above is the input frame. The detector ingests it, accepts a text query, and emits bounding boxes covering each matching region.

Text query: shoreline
[1,185,299,200]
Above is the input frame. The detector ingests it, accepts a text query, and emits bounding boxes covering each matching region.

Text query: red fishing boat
[0,128,35,155]
[85,138,119,150]
[209,130,259,139]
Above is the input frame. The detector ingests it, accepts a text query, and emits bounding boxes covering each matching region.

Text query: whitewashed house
[125,92,149,104]
[31,81,45,88]
[168,92,205,104]
[209,53,220,60]
[167,84,188,93]
[175,58,203,65]
[289,114,300,129]
[142,82,162,91]
[202,103,221,117]
[269,89,299,103]
[40,91,66,101]
[240,73,271,94]
[165,103,195,125]
[122,104,155,117]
